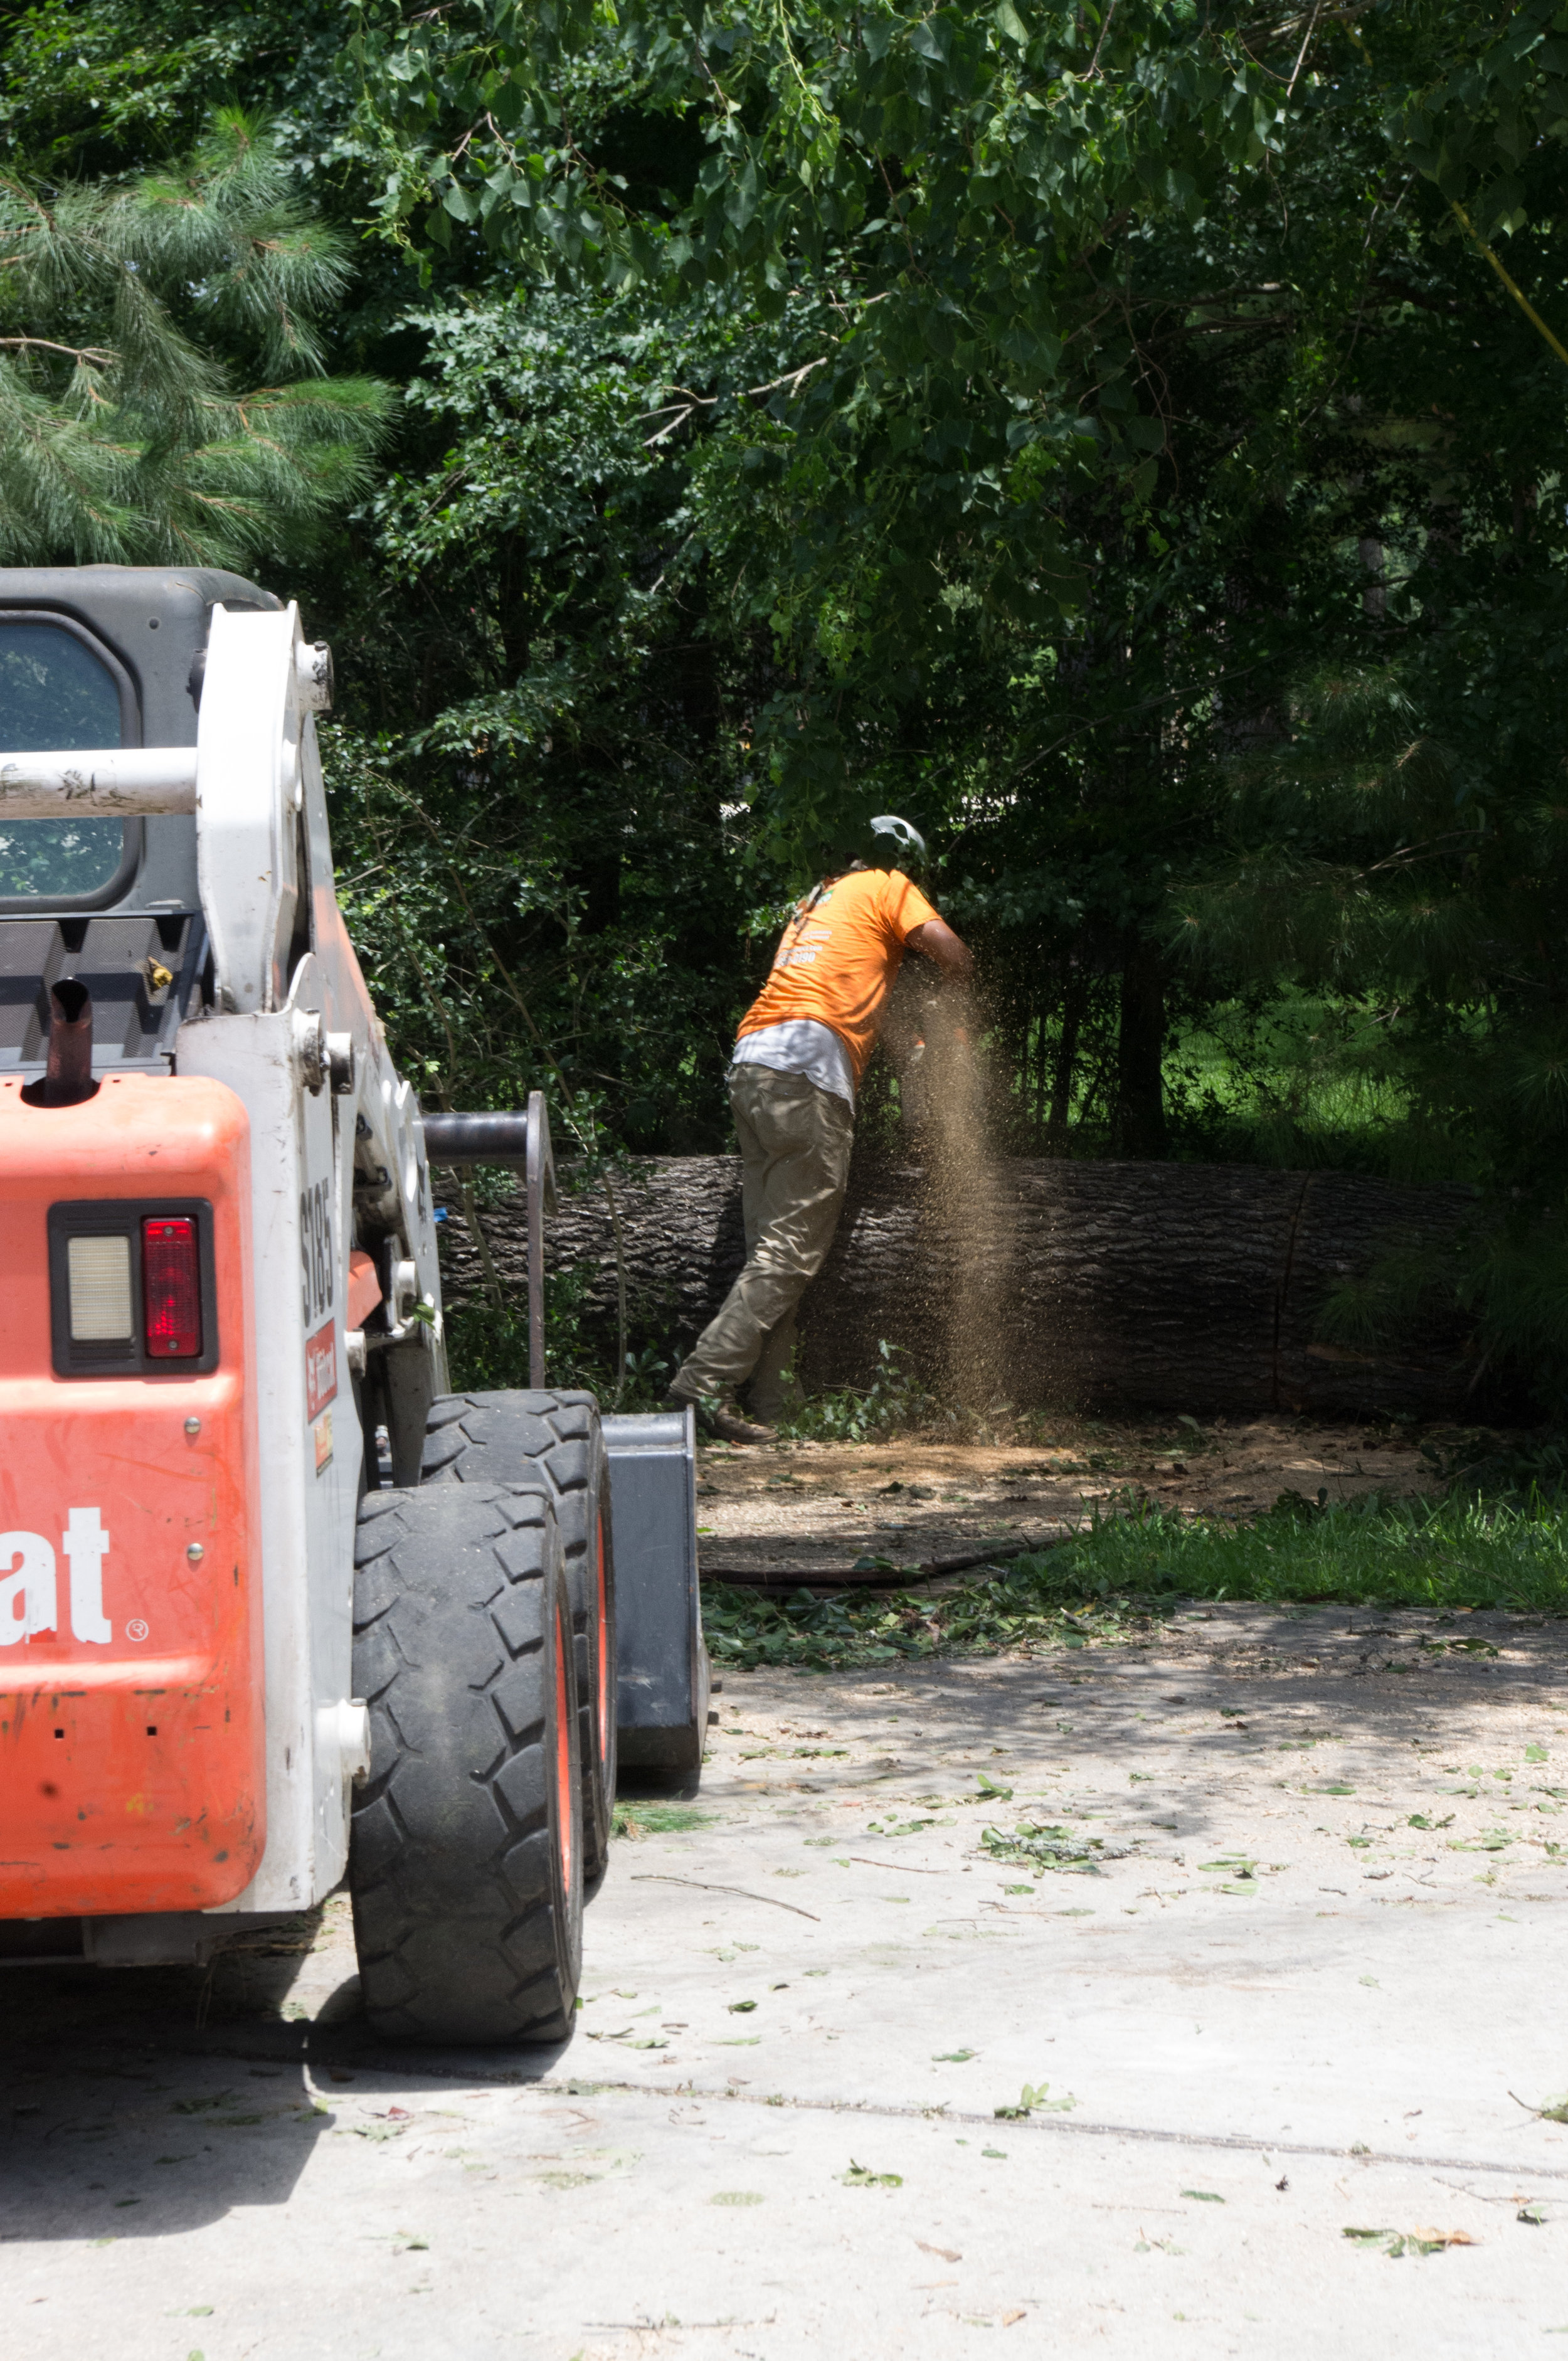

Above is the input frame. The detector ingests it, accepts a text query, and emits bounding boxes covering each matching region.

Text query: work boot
[662,1389,776,1446]
[706,1401,777,1446]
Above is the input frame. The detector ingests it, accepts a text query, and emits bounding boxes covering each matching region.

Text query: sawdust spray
[908,982,1014,1413]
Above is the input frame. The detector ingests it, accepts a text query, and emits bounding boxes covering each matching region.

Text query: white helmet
[869,814,928,869]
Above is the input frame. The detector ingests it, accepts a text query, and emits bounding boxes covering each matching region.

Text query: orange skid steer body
[0,1073,262,1918]
[0,563,438,1973]
[0,564,705,2038]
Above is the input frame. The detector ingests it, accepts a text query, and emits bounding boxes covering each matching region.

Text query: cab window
[0,620,134,902]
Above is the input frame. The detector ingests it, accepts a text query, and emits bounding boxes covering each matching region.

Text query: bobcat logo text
[0,1509,114,1646]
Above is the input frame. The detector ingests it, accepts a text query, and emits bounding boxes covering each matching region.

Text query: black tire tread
[349,1479,581,2044]
[421,1390,617,1883]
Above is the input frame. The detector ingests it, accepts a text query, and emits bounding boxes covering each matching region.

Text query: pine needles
[0,110,392,566]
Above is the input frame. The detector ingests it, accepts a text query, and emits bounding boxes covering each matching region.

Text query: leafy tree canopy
[8,3,1568,1404]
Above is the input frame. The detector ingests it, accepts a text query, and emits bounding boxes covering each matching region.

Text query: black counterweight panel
[0,913,206,1076]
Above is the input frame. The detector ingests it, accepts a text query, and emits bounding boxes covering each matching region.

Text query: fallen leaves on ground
[995,2081,1076,2119]
[980,1822,1131,1875]
[611,1804,712,1838]
[1343,2226,1476,2256]
[1511,2090,1568,2123]
[702,1573,1155,1673]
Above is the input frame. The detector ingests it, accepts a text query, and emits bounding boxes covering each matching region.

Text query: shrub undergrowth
[772,1340,934,1444]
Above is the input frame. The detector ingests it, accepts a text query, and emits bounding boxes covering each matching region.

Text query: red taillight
[142,1216,201,1357]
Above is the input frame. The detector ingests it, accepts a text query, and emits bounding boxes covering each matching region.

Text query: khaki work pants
[672,1063,854,1420]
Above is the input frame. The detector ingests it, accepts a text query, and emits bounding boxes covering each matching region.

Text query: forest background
[5,0,1568,1406]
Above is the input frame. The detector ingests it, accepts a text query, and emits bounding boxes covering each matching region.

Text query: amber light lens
[142,1216,201,1357]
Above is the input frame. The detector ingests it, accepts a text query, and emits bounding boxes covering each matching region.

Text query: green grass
[702,1488,1568,1672]
[1051,1485,1568,1615]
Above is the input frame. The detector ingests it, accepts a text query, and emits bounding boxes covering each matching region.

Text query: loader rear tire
[348,1480,582,2045]
[421,1391,617,1889]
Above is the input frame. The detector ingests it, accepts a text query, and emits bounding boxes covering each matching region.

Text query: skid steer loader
[0,567,707,2044]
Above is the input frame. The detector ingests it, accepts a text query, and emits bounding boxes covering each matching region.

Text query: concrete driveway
[4,1600,1567,2357]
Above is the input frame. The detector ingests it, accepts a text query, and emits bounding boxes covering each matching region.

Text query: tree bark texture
[1115,937,1167,1157]
[438,1155,1482,1419]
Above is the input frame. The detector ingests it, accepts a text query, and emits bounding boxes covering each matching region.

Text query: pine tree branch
[0,338,114,365]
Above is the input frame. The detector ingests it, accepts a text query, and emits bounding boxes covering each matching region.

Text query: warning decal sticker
[305,1319,337,1421]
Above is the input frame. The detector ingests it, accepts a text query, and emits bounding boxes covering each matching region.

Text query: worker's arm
[906,916,973,984]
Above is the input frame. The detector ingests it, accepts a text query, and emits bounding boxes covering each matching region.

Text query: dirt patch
[694,1413,1436,1580]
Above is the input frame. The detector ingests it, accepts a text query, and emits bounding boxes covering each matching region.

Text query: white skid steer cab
[0,568,707,2044]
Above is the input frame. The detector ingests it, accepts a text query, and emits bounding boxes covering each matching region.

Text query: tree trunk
[1115,936,1167,1157]
[1049,968,1087,1138]
[438,1154,1482,1419]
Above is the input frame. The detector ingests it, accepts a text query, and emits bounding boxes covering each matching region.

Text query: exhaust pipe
[34,979,97,1106]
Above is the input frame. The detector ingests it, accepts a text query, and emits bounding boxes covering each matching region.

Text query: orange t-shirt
[736,868,941,1083]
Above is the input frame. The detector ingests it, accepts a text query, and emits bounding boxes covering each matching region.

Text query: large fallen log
[436,1154,1483,1418]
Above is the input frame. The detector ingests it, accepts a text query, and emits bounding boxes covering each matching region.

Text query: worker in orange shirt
[666,813,973,1443]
